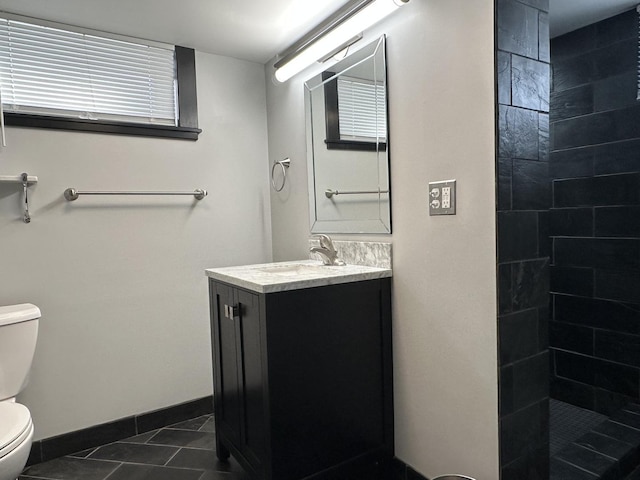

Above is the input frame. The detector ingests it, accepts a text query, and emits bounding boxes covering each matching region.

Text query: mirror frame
[304,35,391,234]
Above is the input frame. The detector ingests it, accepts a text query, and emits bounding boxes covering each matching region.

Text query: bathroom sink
[253,263,333,275]
[205,260,391,293]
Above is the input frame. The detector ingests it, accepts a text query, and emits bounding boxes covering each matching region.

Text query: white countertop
[205,260,392,293]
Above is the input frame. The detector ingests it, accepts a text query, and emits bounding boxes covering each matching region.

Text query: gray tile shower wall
[549,8,640,417]
[496,0,551,478]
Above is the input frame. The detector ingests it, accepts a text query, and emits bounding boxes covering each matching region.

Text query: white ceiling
[0,0,634,63]
[550,0,638,38]
[0,0,351,64]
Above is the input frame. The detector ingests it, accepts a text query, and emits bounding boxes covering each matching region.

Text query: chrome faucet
[310,234,345,266]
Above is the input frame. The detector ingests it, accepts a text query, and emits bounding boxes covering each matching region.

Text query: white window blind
[337,76,386,142]
[0,17,177,125]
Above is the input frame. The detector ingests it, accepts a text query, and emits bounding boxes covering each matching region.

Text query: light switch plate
[429,180,456,215]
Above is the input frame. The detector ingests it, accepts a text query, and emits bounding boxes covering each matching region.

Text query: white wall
[266,1,498,478]
[0,51,272,440]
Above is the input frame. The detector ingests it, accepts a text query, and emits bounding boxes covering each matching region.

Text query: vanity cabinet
[208,276,393,480]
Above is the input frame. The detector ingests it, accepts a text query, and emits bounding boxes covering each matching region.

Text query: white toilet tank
[0,304,40,402]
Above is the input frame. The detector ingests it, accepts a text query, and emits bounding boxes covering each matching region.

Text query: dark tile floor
[20,415,249,480]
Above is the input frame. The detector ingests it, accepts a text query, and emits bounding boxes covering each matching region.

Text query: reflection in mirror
[305,35,390,234]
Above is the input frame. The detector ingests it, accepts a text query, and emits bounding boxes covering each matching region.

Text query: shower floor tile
[20,414,249,480]
[551,399,608,457]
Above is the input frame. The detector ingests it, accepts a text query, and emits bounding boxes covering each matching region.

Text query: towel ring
[271,158,291,192]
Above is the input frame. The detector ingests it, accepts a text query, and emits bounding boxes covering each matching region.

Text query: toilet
[0,304,40,480]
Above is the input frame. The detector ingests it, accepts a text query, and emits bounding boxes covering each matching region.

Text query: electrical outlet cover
[428,180,456,215]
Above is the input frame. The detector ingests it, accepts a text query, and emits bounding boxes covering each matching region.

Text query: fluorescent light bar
[274,0,408,82]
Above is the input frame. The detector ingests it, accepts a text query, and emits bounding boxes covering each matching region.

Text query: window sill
[4,112,202,140]
[325,140,387,152]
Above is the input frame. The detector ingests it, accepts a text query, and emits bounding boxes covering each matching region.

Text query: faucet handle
[311,234,345,266]
[315,234,336,252]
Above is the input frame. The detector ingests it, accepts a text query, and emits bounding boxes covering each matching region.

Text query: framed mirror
[305,35,391,234]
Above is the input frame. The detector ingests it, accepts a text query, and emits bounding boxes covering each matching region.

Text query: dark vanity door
[235,288,266,472]
[210,282,242,456]
[209,280,266,476]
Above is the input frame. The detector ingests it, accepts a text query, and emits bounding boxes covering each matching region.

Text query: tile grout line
[163,444,184,467]
[96,461,123,480]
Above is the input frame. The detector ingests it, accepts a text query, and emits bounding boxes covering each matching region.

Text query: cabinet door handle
[223,304,239,320]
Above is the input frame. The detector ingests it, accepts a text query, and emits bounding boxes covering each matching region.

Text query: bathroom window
[0,15,200,140]
[323,72,387,151]
[337,77,386,141]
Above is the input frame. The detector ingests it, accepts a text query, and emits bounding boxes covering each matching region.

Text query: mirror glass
[305,35,390,234]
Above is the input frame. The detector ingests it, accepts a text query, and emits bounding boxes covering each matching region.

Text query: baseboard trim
[27,395,213,466]
[389,457,429,480]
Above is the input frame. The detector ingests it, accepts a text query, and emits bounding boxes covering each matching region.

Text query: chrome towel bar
[325,188,389,199]
[64,188,207,201]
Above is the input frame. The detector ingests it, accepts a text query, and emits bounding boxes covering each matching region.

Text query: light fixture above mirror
[274,0,409,82]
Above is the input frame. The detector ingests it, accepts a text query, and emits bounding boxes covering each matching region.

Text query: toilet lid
[0,403,31,450]
[0,303,40,327]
